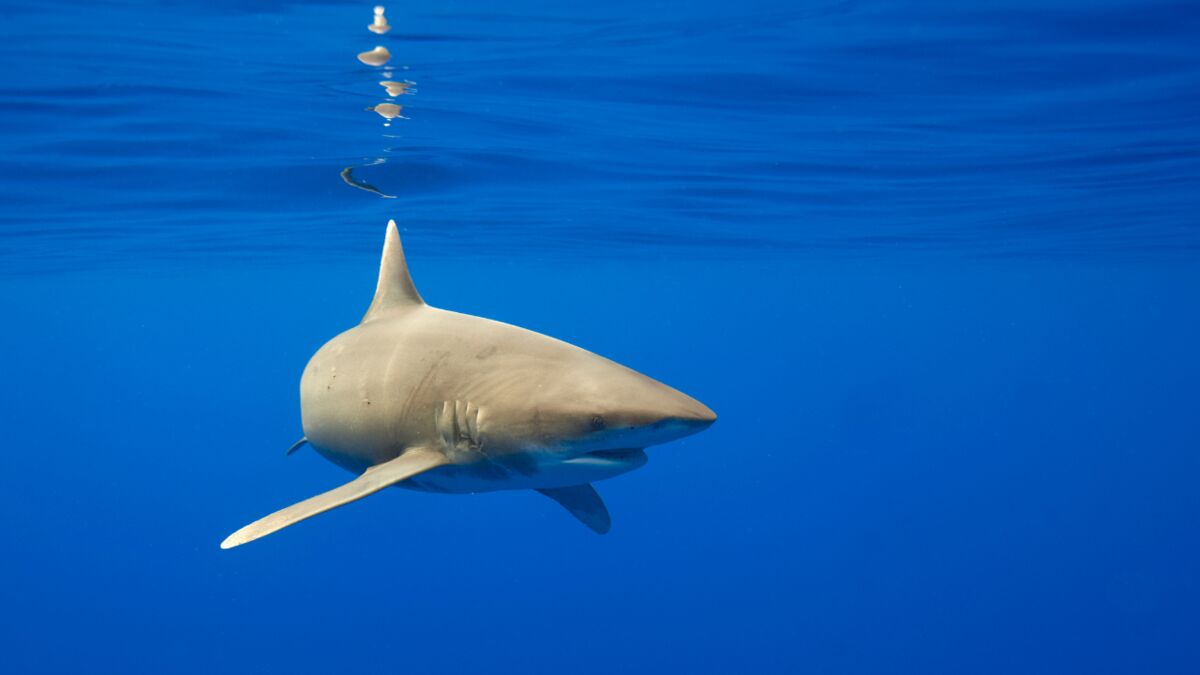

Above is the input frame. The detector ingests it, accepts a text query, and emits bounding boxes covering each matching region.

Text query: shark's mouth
[563,447,648,469]
[587,448,644,461]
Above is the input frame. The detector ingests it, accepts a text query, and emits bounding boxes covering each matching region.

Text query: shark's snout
[672,398,717,428]
[651,388,716,431]
[651,407,716,441]
[600,388,716,449]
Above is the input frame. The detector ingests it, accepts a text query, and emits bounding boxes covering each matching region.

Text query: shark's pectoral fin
[221,447,448,549]
[536,484,611,534]
[285,437,308,456]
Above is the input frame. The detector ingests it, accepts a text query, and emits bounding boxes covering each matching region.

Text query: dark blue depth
[0,1,1198,674]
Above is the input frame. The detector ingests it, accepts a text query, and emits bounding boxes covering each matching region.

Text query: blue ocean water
[2,0,1199,672]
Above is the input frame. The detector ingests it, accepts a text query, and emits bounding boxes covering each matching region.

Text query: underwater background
[1,0,1198,672]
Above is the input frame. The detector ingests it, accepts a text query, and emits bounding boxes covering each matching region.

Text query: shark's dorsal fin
[362,219,424,323]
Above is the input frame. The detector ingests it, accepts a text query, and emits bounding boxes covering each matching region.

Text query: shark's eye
[590,415,607,431]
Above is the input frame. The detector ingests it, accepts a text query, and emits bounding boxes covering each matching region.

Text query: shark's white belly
[398,448,647,493]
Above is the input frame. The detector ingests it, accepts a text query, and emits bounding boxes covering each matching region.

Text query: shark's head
[559,365,717,454]
[480,347,717,467]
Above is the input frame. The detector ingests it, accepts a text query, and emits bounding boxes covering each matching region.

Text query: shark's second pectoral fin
[221,447,448,549]
[285,437,308,456]
[536,484,611,534]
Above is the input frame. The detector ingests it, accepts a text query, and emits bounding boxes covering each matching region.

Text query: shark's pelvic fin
[537,484,612,534]
[362,219,424,323]
[285,436,309,456]
[221,447,448,549]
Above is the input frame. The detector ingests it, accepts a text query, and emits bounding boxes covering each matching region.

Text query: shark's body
[222,221,715,548]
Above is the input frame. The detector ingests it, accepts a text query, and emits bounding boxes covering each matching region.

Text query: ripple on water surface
[0,0,1197,274]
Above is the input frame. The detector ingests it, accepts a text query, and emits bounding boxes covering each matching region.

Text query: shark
[221,220,716,549]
